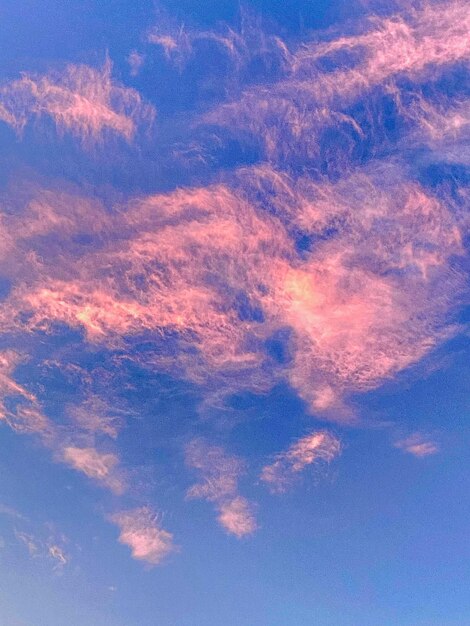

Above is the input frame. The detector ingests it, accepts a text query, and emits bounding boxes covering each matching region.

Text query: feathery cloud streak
[186,440,258,537]
[394,433,439,457]
[0,0,468,565]
[261,431,341,493]
[0,163,464,415]
[111,507,175,565]
[0,59,155,146]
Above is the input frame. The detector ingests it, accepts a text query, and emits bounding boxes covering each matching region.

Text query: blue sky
[0,0,470,624]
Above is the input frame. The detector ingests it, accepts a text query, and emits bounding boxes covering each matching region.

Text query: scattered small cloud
[0,504,27,521]
[217,496,258,538]
[394,433,439,458]
[261,431,342,493]
[127,51,145,77]
[13,522,70,570]
[47,543,69,570]
[15,530,40,558]
[62,446,125,494]
[186,439,258,537]
[110,507,175,566]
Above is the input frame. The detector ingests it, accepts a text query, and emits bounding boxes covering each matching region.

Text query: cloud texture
[0,0,468,563]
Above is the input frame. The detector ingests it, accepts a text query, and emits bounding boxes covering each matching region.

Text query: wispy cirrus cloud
[0,59,155,146]
[0,350,51,435]
[0,351,125,493]
[110,507,175,565]
[0,0,467,422]
[205,0,470,166]
[261,431,342,493]
[394,433,439,457]
[11,516,70,571]
[19,534,69,570]
[0,0,468,566]
[186,439,258,537]
[61,446,125,494]
[0,160,463,417]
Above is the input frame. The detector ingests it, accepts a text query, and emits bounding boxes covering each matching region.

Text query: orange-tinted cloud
[261,430,341,493]
[110,507,175,565]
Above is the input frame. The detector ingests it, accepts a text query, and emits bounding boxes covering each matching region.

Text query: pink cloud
[0,0,467,560]
[217,497,258,538]
[67,395,123,439]
[396,91,470,164]
[206,1,470,164]
[111,507,175,565]
[0,159,464,421]
[394,433,439,457]
[62,446,125,494]
[261,430,342,493]
[127,51,145,77]
[0,350,51,434]
[186,439,258,537]
[0,59,154,145]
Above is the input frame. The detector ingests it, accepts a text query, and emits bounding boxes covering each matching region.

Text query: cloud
[2,159,463,420]
[0,352,125,494]
[15,530,40,557]
[14,525,69,570]
[0,504,27,521]
[261,431,342,493]
[127,51,145,77]
[0,1,467,425]
[0,350,51,434]
[0,0,468,562]
[205,0,470,165]
[62,446,125,494]
[394,433,439,457]
[186,439,258,537]
[111,507,175,565]
[47,543,69,569]
[146,8,290,76]
[397,91,470,165]
[67,395,123,439]
[0,162,464,419]
[217,497,258,538]
[0,59,155,146]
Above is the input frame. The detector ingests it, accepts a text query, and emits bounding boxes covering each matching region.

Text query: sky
[0,0,469,624]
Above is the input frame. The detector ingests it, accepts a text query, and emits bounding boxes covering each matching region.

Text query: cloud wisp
[4,509,71,572]
[0,59,155,146]
[0,160,464,417]
[261,431,342,493]
[186,439,258,537]
[0,0,468,566]
[110,507,175,566]
[394,433,439,458]
[61,446,125,494]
